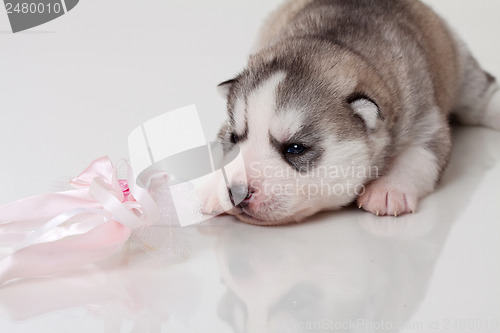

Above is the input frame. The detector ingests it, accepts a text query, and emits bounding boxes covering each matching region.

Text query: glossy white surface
[0,1,499,332]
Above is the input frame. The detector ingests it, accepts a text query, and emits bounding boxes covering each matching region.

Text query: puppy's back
[255,0,460,115]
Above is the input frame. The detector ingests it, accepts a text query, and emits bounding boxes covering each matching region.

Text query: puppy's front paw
[357,178,417,216]
[196,173,233,216]
[199,189,224,215]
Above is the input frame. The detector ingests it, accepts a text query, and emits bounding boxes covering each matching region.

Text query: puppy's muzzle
[228,184,253,208]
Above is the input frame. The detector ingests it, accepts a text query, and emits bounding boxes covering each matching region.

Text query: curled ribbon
[0,157,160,286]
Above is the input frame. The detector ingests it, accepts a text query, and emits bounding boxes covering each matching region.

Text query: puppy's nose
[228,184,252,208]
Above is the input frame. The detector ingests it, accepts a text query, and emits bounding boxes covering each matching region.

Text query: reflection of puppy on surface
[213,127,497,333]
[216,218,434,333]
[202,0,499,225]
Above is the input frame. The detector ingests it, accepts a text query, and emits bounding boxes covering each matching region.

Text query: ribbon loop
[0,157,161,286]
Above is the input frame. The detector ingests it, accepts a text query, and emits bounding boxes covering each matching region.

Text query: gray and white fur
[206,0,499,225]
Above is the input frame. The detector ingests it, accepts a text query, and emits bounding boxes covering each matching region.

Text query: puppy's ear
[349,97,382,130]
[217,78,237,99]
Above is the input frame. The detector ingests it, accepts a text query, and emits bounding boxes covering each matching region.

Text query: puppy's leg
[197,171,233,216]
[358,147,437,216]
[451,38,500,130]
[358,122,451,216]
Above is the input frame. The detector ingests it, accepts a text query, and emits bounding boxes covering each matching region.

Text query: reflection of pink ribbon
[0,157,160,286]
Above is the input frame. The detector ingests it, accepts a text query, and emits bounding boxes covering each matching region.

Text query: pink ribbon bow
[0,157,160,286]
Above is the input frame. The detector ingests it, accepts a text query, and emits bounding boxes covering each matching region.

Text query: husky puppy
[209,0,499,225]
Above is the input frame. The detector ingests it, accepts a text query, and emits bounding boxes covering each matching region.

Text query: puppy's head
[218,42,393,225]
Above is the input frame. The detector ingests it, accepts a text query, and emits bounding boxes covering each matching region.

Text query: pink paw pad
[357,181,417,217]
